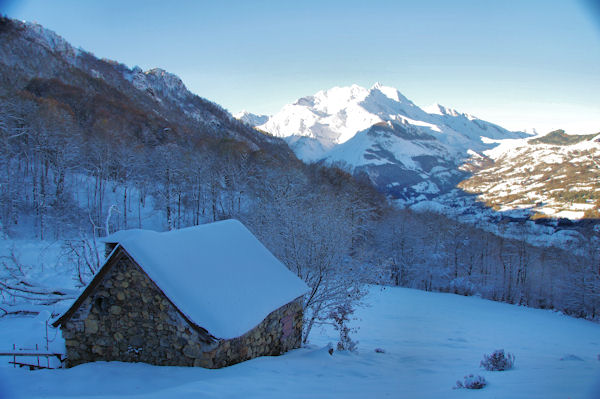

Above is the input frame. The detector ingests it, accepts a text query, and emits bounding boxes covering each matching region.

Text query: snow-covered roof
[98,219,309,339]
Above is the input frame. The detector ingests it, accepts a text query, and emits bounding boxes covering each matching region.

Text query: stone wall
[61,248,303,368]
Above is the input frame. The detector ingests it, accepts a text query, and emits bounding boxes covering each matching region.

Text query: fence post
[46,321,50,368]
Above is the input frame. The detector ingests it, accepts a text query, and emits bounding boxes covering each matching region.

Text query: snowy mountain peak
[310,84,371,113]
[369,82,405,103]
[258,83,523,152]
[234,110,270,127]
[257,83,430,148]
[253,83,530,200]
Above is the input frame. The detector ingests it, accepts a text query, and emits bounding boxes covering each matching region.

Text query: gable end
[52,246,124,327]
[52,246,214,341]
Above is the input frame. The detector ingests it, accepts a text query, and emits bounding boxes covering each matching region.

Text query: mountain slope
[459,131,600,219]
[325,121,463,198]
[0,17,291,156]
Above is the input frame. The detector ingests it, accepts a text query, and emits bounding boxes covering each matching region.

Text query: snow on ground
[554,210,586,219]
[1,286,599,398]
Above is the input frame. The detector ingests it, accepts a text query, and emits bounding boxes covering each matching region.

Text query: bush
[448,277,477,296]
[327,303,358,352]
[480,349,515,371]
[454,374,487,389]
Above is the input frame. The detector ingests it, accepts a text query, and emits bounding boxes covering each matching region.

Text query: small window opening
[95,297,108,313]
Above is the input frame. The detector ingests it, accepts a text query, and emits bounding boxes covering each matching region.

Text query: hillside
[459,131,600,219]
[0,16,308,240]
[1,286,599,398]
[0,18,288,154]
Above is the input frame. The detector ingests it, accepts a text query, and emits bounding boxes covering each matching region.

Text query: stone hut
[52,219,309,368]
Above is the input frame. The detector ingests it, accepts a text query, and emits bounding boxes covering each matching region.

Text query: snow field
[1,286,599,398]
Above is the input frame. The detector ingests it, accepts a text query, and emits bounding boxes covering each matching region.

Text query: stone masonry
[61,248,304,368]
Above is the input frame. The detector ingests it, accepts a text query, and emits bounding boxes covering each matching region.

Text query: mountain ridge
[0,17,290,156]
[251,83,527,153]
[237,85,599,219]
[239,83,529,200]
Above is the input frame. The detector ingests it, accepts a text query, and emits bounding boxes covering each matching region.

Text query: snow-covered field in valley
[1,286,599,399]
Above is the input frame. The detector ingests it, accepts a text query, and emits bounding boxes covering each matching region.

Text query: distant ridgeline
[529,129,600,146]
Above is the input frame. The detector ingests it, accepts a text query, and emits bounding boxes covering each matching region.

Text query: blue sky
[3,0,600,134]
